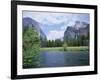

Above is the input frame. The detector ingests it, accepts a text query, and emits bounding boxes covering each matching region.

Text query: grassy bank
[40,46,89,51]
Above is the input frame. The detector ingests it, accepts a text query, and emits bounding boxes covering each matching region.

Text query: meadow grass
[40,46,89,51]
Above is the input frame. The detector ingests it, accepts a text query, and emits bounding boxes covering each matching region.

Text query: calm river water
[39,51,89,67]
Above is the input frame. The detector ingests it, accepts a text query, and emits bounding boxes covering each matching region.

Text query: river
[39,51,89,67]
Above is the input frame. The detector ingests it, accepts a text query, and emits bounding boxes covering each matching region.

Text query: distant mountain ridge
[64,21,89,40]
[23,17,40,31]
[23,17,47,47]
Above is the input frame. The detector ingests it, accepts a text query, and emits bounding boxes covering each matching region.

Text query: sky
[23,11,90,40]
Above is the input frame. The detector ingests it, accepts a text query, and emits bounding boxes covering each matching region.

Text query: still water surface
[39,51,89,67]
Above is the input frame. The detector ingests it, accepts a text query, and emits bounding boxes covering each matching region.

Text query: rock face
[23,17,47,47]
[64,21,89,41]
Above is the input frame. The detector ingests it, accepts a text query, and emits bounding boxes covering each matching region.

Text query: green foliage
[62,42,68,51]
[47,40,52,47]
[45,35,89,48]
[46,39,63,47]
[55,39,62,47]
[65,35,89,46]
[23,26,40,68]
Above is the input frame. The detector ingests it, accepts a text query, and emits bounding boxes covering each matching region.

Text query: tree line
[46,39,63,47]
[43,35,89,47]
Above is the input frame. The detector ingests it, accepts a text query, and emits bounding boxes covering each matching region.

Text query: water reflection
[40,51,89,67]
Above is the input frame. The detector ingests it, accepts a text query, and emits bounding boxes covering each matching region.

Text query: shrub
[62,42,68,51]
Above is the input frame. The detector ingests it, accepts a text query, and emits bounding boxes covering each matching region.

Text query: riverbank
[40,46,89,51]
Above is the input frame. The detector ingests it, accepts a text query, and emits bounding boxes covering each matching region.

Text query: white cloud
[61,25,67,30]
[47,30,64,40]
[23,11,73,25]
[23,11,89,26]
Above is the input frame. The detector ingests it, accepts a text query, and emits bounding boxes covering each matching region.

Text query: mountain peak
[64,21,89,40]
[74,21,88,30]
